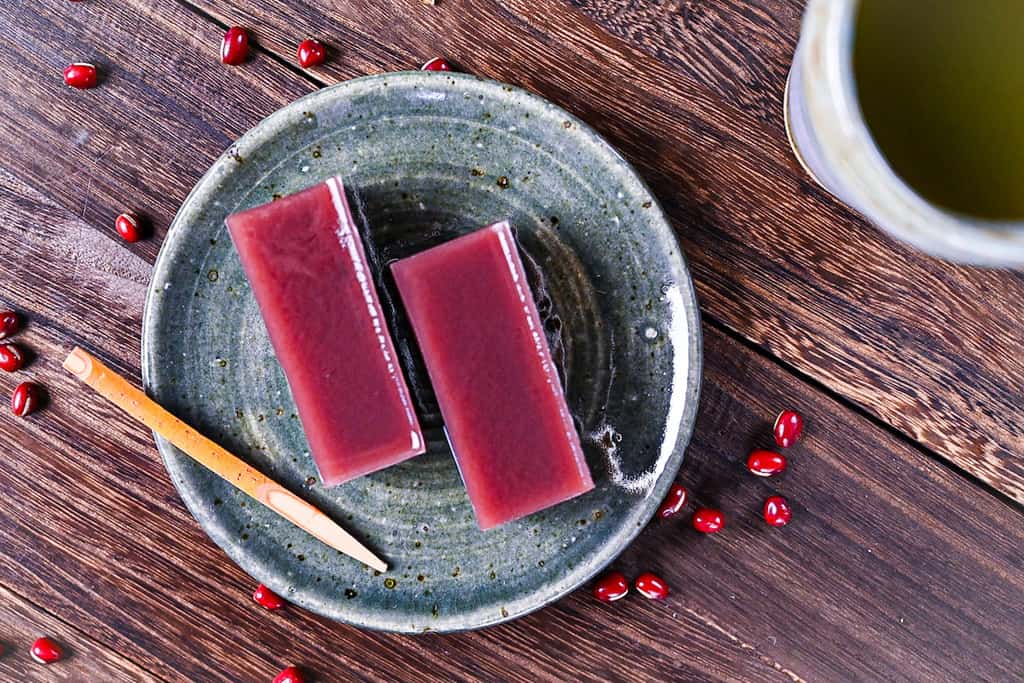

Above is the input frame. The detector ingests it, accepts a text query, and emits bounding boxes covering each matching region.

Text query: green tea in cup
[786,0,1024,265]
[854,1,1024,220]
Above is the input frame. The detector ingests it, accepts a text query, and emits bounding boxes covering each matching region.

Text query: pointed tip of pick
[62,347,90,377]
[362,553,388,573]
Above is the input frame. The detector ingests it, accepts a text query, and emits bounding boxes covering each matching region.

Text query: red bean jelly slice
[392,221,593,529]
[227,176,424,485]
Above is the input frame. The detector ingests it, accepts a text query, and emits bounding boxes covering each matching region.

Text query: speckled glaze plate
[142,72,701,633]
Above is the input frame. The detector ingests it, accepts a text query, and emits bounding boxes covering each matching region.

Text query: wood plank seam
[704,312,1024,517]
[678,603,807,683]
[171,0,413,87]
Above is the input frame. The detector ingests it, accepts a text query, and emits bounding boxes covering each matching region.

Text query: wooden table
[1,0,1021,680]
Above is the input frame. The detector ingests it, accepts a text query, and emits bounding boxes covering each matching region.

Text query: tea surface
[854,1,1024,220]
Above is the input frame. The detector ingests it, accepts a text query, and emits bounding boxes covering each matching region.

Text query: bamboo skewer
[63,347,387,573]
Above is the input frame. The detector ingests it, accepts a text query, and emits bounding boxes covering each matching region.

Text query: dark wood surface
[0,0,1021,681]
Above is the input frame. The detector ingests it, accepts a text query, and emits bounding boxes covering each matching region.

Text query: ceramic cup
[786,0,1024,267]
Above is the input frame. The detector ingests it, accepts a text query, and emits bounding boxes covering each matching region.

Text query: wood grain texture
[0,0,1022,681]
[174,0,1024,501]
[0,0,310,264]
[0,171,1021,681]
[564,0,802,119]
[0,584,160,681]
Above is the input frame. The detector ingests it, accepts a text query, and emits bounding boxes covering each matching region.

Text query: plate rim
[141,71,703,633]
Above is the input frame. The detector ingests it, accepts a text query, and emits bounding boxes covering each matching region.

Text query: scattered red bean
[0,343,26,372]
[297,39,326,69]
[253,583,285,609]
[421,57,452,72]
[747,450,787,477]
[30,637,63,664]
[221,26,249,65]
[692,507,725,533]
[592,571,629,602]
[115,212,143,243]
[0,310,20,339]
[763,495,792,527]
[11,382,42,417]
[656,483,688,518]
[634,572,669,600]
[273,665,306,683]
[774,410,804,448]
[63,62,97,89]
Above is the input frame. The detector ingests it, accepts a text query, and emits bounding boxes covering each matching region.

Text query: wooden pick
[63,347,387,573]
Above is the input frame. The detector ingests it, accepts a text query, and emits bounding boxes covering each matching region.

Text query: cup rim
[796,0,1024,266]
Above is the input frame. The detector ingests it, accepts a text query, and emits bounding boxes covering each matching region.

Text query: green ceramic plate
[142,72,701,633]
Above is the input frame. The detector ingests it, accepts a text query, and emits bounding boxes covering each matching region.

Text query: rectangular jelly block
[392,221,593,529]
[227,176,424,485]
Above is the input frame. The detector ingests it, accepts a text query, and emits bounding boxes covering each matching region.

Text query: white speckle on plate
[415,90,447,102]
[588,286,690,495]
[644,326,658,340]
[476,142,484,149]
[301,165,310,172]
